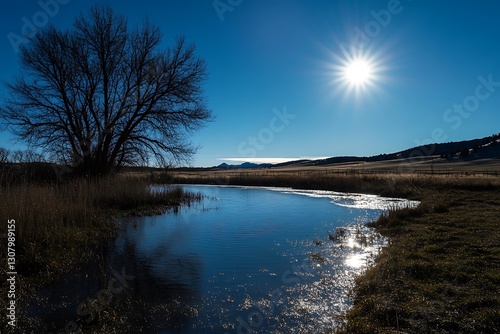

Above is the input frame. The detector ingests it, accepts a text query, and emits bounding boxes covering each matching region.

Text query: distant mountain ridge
[217,133,500,169]
[217,162,274,169]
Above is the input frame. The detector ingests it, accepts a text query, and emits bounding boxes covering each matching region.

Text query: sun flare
[326,49,383,99]
[343,59,372,85]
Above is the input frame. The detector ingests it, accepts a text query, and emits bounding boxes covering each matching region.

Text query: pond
[24,185,418,333]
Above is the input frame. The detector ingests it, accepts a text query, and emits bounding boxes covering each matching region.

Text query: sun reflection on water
[346,253,365,269]
[235,224,389,333]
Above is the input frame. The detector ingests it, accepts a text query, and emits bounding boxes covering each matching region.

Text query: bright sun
[343,59,372,85]
[326,49,383,98]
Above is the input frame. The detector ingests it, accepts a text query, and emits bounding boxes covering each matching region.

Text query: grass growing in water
[1,174,200,275]
[0,173,200,326]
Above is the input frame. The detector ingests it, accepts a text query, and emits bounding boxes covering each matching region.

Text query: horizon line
[218,157,330,164]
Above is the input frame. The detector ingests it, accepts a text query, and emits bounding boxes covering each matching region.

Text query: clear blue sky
[1,0,499,167]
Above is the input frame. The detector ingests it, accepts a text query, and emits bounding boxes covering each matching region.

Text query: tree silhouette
[0,5,212,176]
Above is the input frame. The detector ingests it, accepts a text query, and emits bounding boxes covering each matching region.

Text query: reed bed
[0,174,200,278]
[0,172,201,331]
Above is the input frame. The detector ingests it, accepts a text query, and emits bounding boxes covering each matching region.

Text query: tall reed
[0,174,199,276]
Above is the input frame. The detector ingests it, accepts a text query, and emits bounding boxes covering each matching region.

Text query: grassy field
[169,168,500,198]
[337,186,500,333]
[171,168,500,333]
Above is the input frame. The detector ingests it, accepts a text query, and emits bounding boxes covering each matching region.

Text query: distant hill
[277,133,500,167]
[216,162,274,169]
[218,133,500,169]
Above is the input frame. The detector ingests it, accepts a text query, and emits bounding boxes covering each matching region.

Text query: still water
[25,185,418,333]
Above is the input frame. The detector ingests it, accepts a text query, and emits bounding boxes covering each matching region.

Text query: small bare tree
[0,5,212,176]
[10,149,45,164]
[0,147,10,164]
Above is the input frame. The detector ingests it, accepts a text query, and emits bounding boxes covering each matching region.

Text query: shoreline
[170,171,500,333]
[336,185,500,333]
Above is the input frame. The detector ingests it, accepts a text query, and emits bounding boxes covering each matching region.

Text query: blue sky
[1,0,500,167]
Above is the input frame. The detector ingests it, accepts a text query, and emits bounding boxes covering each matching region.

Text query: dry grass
[170,169,500,198]
[336,187,500,333]
[1,174,197,252]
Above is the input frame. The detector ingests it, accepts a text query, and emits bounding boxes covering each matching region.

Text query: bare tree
[10,149,45,164]
[0,147,10,164]
[10,150,25,164]
[0,5,212,176]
